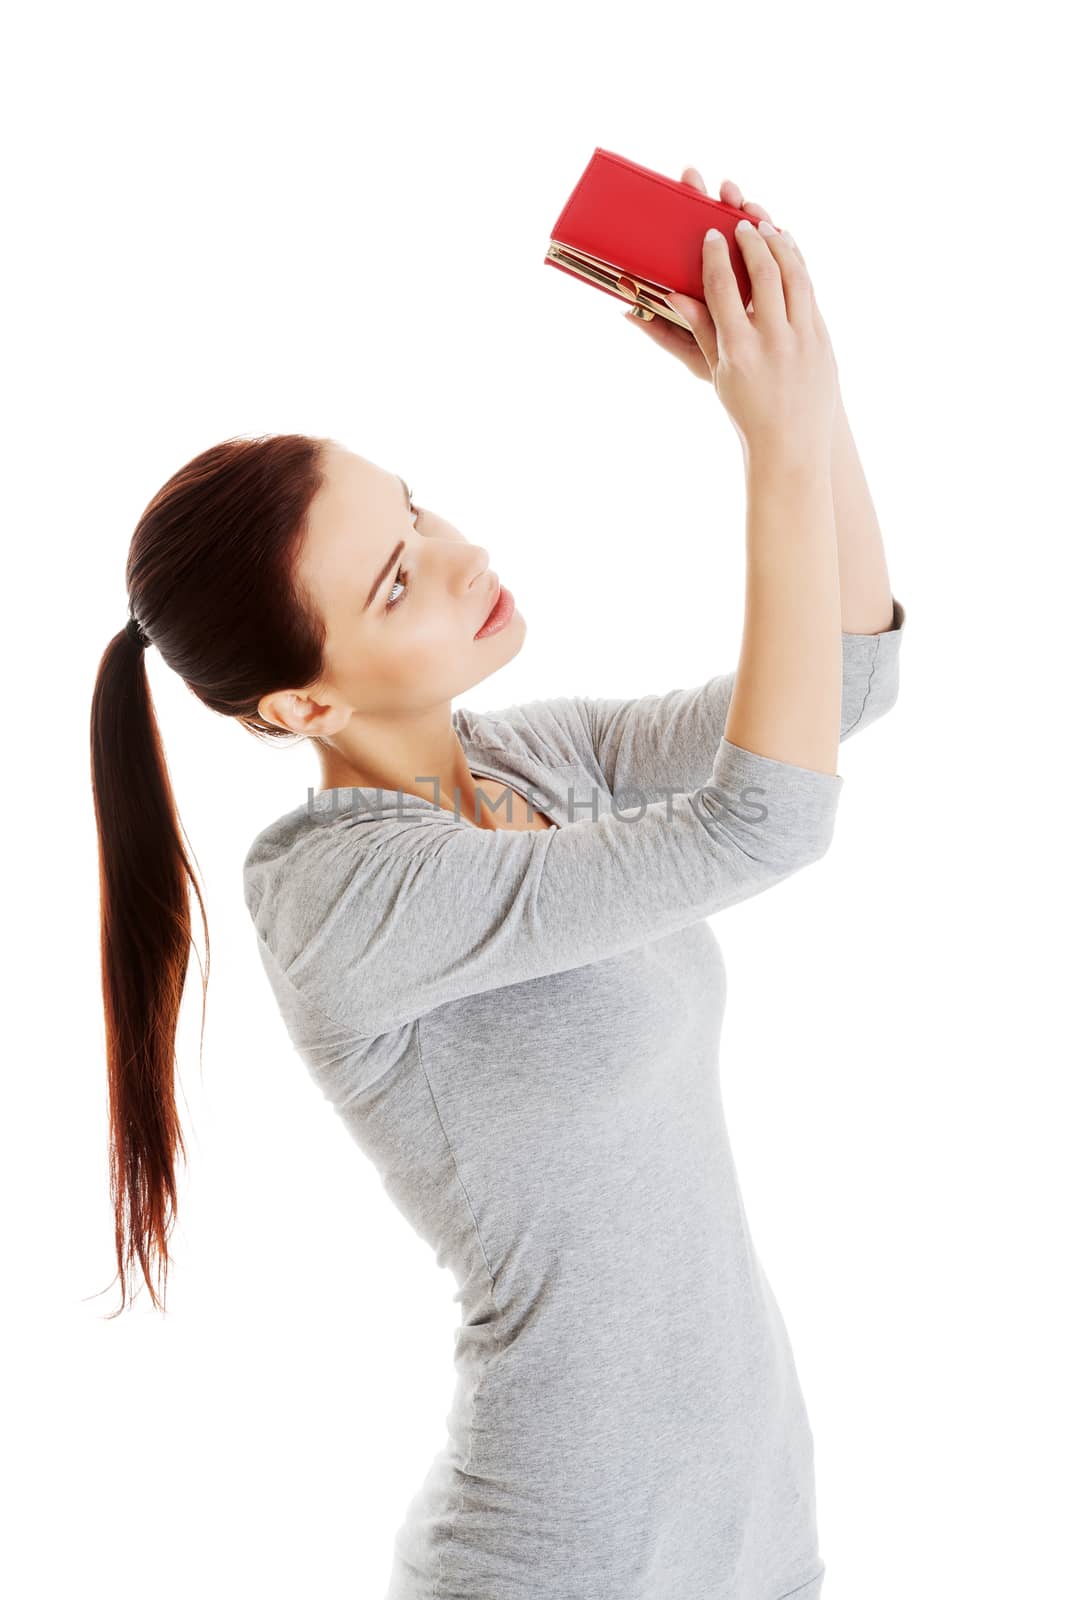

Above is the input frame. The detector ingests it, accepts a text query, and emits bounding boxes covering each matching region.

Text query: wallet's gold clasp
[545,241,691,329]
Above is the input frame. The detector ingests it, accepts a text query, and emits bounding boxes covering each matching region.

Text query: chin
[499,608,527,661]
[467,609,526,685]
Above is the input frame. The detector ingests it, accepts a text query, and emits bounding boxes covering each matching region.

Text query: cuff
[841,594,905,737]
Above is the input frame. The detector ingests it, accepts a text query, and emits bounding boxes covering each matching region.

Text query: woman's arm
[723,448,842,776]
[832,393,897,634]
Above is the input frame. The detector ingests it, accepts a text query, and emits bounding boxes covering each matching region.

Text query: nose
[458,547,490,594]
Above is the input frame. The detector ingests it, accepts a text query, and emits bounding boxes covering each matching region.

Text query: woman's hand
[624,170,835,404]
[630,168,839,464]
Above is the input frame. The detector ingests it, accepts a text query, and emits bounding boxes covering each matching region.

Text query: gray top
[243,598,905,1600]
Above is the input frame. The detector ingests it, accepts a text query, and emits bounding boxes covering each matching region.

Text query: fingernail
[736,218,755,234]
[757,219,776,237]
[704,228,723,245]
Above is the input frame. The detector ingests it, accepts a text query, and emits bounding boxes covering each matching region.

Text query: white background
[3,2,1065,1596]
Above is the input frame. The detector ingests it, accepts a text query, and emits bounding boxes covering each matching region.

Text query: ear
[257,687,349,737]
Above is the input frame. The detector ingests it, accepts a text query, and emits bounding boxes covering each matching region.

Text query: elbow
[783,816,838,873]
[841,670,900,741]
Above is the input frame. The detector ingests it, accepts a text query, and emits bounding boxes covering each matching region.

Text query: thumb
[666,292,719,359]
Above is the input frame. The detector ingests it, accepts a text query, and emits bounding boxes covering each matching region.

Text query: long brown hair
[89,431,332,1315]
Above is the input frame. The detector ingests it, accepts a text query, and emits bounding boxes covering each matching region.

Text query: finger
[681,166,708,194]
[720,178,773,226]
[628,310,694,356]
[753,221,813,324]
[625,304,714,382]
[733,219,788,326]
[720,180,771,320]
[666,290,719,359]
[781,229,807,268]
[722,180,807,297]
[695,227,752,350]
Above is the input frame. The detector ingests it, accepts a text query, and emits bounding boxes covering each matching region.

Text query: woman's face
[284,442,526,723]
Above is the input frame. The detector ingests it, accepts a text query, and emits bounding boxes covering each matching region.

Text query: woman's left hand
[624,170,825,392]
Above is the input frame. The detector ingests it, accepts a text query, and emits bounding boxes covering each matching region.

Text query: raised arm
[572,595,904,802]
[245,212,856,1039]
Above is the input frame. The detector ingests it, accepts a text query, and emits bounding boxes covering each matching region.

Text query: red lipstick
[474,582,515,640]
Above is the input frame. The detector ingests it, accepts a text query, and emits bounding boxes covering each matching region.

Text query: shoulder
[243,797,466,982]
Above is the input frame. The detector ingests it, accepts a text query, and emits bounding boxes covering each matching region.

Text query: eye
[385,502,420,611]
[385,563,409,610]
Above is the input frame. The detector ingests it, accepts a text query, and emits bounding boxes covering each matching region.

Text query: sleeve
[576,596,906,801]
[275,735,845,1038]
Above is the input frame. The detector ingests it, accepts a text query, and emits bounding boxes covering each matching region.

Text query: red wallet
[545,147,783,327]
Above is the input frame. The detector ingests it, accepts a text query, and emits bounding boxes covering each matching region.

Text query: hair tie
[125,613,148,649]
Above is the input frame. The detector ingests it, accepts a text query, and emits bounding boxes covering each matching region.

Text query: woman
[90,174,904,1600]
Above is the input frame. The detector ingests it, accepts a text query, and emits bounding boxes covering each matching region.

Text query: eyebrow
[361,476,412,612]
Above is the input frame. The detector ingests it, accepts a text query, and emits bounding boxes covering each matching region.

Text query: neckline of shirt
[308,746,567,831]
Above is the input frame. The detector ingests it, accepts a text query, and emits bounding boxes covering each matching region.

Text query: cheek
[384,615,471,682]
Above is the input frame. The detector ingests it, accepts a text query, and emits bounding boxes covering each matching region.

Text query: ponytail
[89,619,209,1316]
[88,431,329,1314]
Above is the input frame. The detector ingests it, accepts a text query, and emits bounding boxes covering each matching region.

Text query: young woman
[90,173,904,1600]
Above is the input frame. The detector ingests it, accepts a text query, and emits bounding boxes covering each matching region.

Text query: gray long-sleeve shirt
[242,597,905,1600]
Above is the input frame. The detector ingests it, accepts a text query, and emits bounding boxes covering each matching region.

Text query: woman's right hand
[667,219,839,466]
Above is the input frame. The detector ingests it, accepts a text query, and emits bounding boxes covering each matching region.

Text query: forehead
[318,446,401,521]
[301,447,405,595]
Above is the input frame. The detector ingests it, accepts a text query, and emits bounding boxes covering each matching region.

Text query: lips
[474,582,516,640]
[477,577,501,632]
